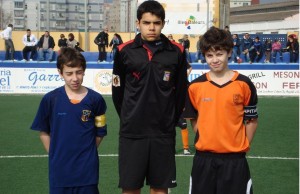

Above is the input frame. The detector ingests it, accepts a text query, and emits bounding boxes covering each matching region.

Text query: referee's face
[136,13,165,42]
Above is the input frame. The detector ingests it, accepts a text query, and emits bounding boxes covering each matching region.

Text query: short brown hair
[56,47,86,73]
[200,27,233,54]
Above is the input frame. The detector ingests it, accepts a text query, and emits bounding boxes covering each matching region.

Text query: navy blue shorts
[118,137,177,190]
[189,151,253,194]
[50,184,99,194]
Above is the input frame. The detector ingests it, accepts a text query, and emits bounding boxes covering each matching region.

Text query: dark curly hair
[200,27,233,54]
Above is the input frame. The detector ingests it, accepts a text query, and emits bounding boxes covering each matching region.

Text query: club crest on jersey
[81,110,91,122]
[233,94,243,105]
[163,71,171,81]
[112,74,120,87]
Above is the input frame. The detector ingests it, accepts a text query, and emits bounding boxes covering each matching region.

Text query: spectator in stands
[179,34,191,63]
[241,33,253,63]
[67,33,83,52]
[196,35,205,63]
[37,31,55,62]
[271,39,283,63]
[286,34,299,63]
[224,25,231,36]
[94,27,109,63]
[58,34,67,48]
[22,29,38,61]
[0,24,15,61]
[57,34,67,55]
[250,36,263,63]
[231,34,241,63]
[109,33,123,61]
[66,33,78,49]
[167,34,174,42]
[263,39,272,63]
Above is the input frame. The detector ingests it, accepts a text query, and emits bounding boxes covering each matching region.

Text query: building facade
[0,0,112,32]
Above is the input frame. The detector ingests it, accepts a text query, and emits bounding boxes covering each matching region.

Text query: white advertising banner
[0,68,299,96]
[163,12,208,35]
[189,70,299,96]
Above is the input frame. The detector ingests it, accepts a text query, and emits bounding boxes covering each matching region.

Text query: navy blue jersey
[31,86,107,187]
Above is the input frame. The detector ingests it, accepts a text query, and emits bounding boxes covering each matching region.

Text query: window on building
[14,2,24,9]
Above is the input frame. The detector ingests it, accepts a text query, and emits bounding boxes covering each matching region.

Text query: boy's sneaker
[183,149,191,155]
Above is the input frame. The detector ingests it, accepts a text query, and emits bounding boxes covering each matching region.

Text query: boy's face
[58,65,85,91]
[136,13,165,41]
[204,49,231,73]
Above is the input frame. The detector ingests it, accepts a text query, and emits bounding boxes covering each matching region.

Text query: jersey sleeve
[182,84,198,120]
[30,95,51,133]
[174,49,188,123]
[94,95,107,137]
[112,48,126,117]
[244,78,258,121]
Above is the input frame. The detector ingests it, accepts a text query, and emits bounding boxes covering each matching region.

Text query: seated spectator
[109,33,123,60]
[286,34,299,63]
[57,34,67,55]
[66,33,78,48]
[250,36,263,63]
[58,34,67,48]
[231,34,241,63]
[263,39,272,63]
[22,29,38,61]
[241,33,253,63]
[272,39,283,63]
[37,31,55,62]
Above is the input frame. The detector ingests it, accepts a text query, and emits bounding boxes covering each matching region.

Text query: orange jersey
[185,71,258,153]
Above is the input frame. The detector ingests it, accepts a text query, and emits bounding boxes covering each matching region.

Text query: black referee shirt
[112,33,188,138]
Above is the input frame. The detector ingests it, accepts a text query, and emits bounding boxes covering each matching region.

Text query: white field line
[0,154,298,160]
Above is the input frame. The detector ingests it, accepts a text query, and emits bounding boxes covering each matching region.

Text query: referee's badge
[81,110,91,122]
[163,71,171,81]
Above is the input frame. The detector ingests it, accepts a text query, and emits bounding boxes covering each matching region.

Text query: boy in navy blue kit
[31,47,107,194]
[112,1,188,194]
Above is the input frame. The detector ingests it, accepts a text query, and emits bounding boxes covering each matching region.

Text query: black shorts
[118,136,177,190]
[190,151,253,194]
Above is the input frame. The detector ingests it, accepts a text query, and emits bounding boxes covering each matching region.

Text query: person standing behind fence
[109,33,123,61]
[22,29,38,61]
[0,24,15,61]
[241,33,253,63]
[94,28,109,63]
[263,39,272,63]
[37,31,55,62]
[286,34,299,63]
